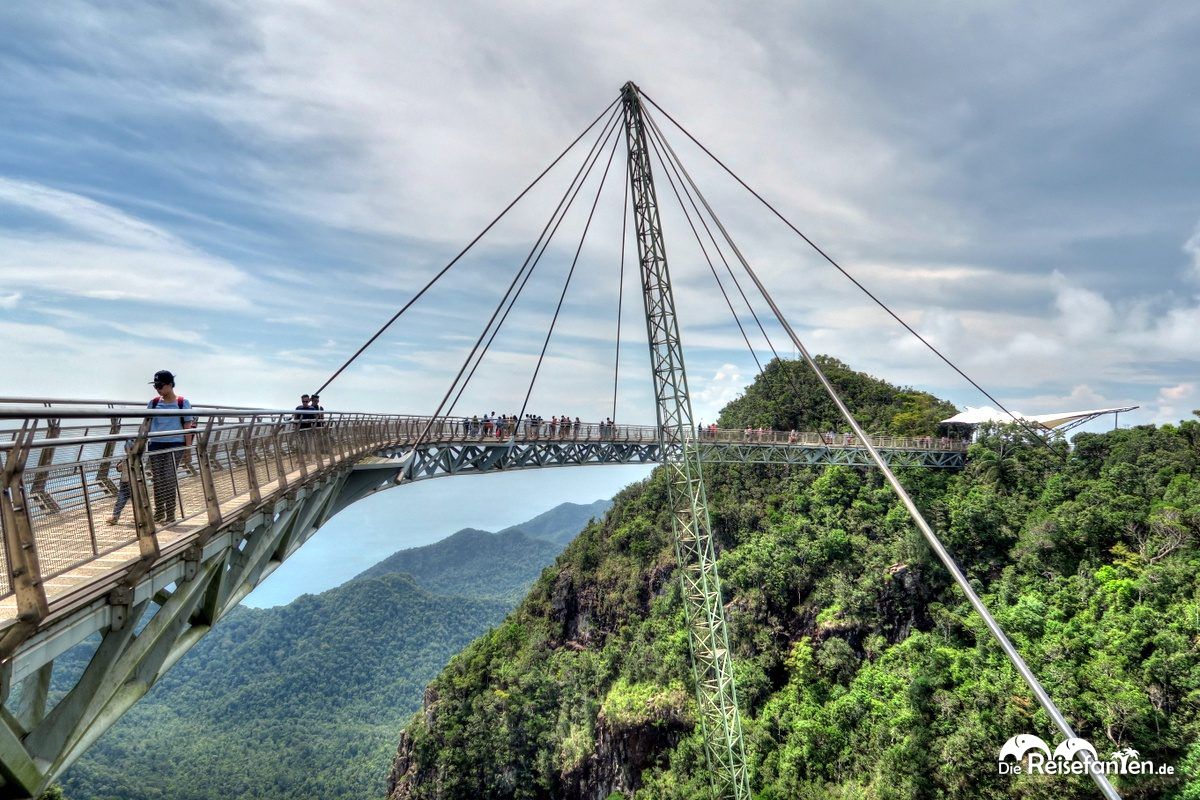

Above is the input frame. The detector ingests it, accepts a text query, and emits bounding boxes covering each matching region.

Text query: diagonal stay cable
[396,105,622,474]
[433,113,619,426]
[519,124,623,422]
[314,96,619,397]
[445,112,625,418]
[638,91,1058,450]
[643,121,766,374]
[612,146,630,422]
[687,206,1121,800]
[635,86,1114,799]
[645,114,784,365]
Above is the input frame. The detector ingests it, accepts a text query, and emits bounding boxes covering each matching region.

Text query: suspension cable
[444,111,625,418]
[638,91,1056,448]
[645,115,783,365]
[400,107,621,461]
[643,123,765,374]
[314,96,619,396]
[519,125,622,421]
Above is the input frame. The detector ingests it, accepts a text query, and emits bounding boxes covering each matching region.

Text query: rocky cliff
[386,360,1200,799]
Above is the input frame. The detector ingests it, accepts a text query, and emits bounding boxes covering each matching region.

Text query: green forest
[55,504,608,800]
[390,358,1200,799]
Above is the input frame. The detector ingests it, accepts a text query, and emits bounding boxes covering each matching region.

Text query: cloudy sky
[3,3,1199,598]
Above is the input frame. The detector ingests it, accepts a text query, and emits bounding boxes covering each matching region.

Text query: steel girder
[621,83,749,800]
[696,443,966,469]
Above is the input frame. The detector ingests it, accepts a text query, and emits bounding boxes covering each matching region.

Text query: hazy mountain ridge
[60,500,611,800]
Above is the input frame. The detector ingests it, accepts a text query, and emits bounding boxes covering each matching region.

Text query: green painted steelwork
[621,82,750,800]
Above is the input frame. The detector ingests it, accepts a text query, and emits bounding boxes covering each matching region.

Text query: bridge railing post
[270,415,289,492]
[241,416,261,506]
[94,415,123,496]
[28,417,61,514]
[126,419,159,561]
[0,422,50,652]
[196,418,222,525]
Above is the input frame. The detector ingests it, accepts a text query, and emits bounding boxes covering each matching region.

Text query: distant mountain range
[58,498,613,800]
[353,500,611,601]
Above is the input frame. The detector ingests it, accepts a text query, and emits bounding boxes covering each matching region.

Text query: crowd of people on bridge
[103,369,962,529]
[454,413,625,440]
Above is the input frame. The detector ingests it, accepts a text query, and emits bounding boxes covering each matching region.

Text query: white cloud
[0,292,20,309]
[1185,224,1200,282]
[1052,274,1115,342]
[692,363,745,423]
[0,177,184,250]
[1153,382,1196,424]
[0,179,255,311]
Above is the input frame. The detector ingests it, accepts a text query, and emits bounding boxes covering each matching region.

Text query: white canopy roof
[940,405,1139,430]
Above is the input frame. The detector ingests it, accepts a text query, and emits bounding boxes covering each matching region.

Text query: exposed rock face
[559,708,689,799]
[387,687,439,799]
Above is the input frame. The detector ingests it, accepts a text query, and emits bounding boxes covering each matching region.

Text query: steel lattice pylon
[621,82,750,800]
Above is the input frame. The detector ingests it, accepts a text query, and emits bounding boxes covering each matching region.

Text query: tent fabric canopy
[940,405,1139,430]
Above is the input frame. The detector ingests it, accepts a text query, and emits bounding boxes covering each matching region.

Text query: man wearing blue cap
[147,370,197,524]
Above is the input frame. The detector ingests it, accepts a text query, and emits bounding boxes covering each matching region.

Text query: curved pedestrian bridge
[0,399,965,797]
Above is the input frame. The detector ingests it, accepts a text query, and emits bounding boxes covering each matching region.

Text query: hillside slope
[387,360,1200,799]
[354,500,610,601]
[60,502,605,800]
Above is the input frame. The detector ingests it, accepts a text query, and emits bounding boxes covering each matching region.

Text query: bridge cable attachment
[395,107,624,484]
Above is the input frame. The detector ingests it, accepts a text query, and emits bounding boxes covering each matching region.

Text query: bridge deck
[0,405,966,797]
[0,408,965,632]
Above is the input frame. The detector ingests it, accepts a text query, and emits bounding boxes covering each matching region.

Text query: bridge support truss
[622,82,750,800]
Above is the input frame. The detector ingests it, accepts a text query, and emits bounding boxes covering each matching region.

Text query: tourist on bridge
[310,394,325,427]
[106,442,132,526]
[294,395,314,429]
[147,370,196,525]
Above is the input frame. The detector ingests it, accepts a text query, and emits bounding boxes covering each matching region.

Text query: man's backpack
[150,397,187,409]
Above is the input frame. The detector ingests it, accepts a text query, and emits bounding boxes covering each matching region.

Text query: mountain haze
[61,501,611,800]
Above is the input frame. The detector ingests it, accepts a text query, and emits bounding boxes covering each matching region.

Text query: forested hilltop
[388,358,1200,799]
[57,502,609,800]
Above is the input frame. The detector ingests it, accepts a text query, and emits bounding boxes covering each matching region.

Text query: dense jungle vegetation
[390,358,1200,799]
[57,504,608,800]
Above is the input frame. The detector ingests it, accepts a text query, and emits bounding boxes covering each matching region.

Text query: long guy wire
[612,148,630,423]
[402,107,622,457]
[643,123,766,374]
[638,91,1058,450]
[314,97,619,397]
[644,117,783,366]
[518,125,623,421]
[444,111,625,418]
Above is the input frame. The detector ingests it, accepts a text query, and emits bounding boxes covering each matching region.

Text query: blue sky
[2,3,1199,599]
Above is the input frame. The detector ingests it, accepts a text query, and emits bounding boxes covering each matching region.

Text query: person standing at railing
[294,395,314,429]
[310,394,325,427]
[147,370,196,525]
[106,442,132,526]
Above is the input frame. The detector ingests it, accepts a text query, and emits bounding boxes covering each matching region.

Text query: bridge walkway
[0,402,965,798]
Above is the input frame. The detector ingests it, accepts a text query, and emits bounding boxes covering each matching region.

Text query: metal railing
[0,402,968,611]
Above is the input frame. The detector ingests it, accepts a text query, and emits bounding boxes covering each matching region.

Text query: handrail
[0,404,968,639]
